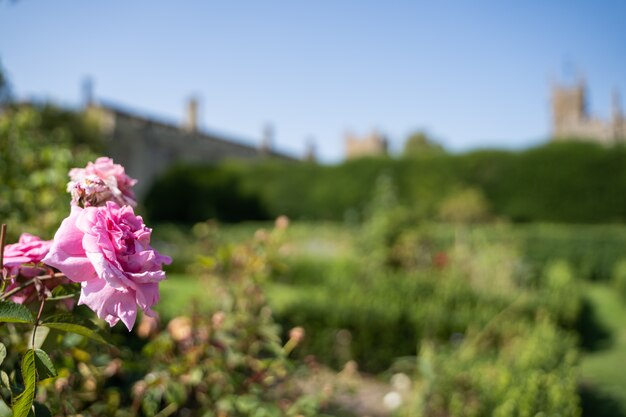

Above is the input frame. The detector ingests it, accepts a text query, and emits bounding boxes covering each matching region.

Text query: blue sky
[1,1,625,161]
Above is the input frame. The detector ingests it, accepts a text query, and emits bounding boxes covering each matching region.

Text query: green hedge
[417,223,626,282]
[145,142,626,224]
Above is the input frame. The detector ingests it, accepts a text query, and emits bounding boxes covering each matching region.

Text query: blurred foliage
[0,226,322,416]
[149,218,626,415]
[438,187,491,224]
[267,222,585,372]
[357,174,414,271]
[0,104,101,241]
[392,223,626,282]
[405,317,580,417]
[260,217,585,415]
[402,130,446,157]
[611,259,626,302]
[146,141,626,224]
[145,163,270,224]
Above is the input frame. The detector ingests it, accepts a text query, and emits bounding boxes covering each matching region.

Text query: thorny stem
[0,272,66,301]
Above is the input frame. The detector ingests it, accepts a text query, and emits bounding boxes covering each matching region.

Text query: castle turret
[260,123,274,155]
[613,88,624,140]
[184,97,199,133]
[304,138,317,163]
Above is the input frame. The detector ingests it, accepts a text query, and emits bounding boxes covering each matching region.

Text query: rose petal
[79,279,138,330]
[42,207,97,282]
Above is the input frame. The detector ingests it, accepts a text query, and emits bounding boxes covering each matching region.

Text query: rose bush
[43,201,171,330]
[0,156,173,416]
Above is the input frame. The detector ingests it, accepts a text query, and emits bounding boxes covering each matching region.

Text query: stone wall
[88,104,295,200]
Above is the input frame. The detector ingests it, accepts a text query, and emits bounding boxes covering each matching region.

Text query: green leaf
[0,301,34,324]
[12,350,36,417]
[28,326,49,350]
[41,314,109,345]
[0,398,11,417]
[0,343,6,366]
[34,349,56,380]
[48,283,80,301]
[0,371,9,390]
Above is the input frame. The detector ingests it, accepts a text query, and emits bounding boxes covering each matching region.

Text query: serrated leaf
[0,343,5,366]
[34,349,56,380]
[12,350,36,417]
[0,301,34,324]
[41,314,109,345]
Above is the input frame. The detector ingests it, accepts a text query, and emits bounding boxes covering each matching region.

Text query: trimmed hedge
[145,141,626,224]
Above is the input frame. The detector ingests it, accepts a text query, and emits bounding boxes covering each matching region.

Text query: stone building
[344,130,388,159]
[551,79,625,144]
[86,99,296,200]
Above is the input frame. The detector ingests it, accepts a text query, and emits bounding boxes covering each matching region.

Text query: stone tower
[344,129,388,159]
[552,79,586,137]
[551,79,626,144]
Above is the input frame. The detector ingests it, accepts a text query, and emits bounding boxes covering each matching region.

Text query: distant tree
[403,130,445,157]
[0,58,12,104]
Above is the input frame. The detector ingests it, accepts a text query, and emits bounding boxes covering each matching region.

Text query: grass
[155,273,207,319]
[580,283,626,414]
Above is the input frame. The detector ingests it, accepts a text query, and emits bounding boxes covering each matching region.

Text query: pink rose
[67,157,138,208]
[42,202,171,330]
[2,233,58,304]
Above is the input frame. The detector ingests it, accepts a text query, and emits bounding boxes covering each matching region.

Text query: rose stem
[0,273,66,301]
[0,224,6,274]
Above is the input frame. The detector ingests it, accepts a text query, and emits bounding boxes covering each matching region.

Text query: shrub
[404,317,581,417]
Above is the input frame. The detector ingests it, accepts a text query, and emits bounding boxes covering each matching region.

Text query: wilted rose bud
[289,326,305,344]
[254,228,269,242]
[103,359,123,377]
[132,380,147,397]
[211,311,226,329]
[67,175,111,208]
[275,215,290,230]
[342,360,358,376]
[167,316,192,342]
[137,314,159,339]
[54,377,69,392]
[67,157,138,208]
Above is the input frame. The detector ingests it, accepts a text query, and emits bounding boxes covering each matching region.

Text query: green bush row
[146,141,626,224]
[408,223,626,282]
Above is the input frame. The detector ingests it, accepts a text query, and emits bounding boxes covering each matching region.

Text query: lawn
[580,283,626,416]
